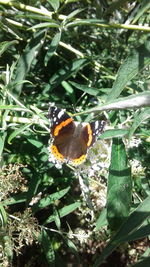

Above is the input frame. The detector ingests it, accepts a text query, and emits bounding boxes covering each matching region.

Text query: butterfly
[48,106,105,165]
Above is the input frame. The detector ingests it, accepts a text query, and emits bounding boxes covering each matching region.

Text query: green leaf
[2,193,27,205]
[66,19,108,28]
[8,124,32,144]
[69,81,99,96]
[0,204,7,227]
[80,92,150,115]
[62,236,79,256]
[0,105,30,112]
[53,207,61,230]
[0,132,7,160]
[48,0,60,11]
[44,202,81,225]
[26,172,42,205]
[27,138,43,148]
[94,194,150,266]
[0,40,18,57]
[128,107,150,139]
[107,138,132,231]
[95,208,107,231]
[44,31,61,66]
[41,230,55,265]
[63,8,84,23]
[132,0,150,24]
[114,196,150,242]
[106,42,150,101]
[123,223,150,243]
[29,22,60,30]
[48,58,89,91]
[13,30,45,97]
[32,187,70,212]
[101,129,129,140]
[61,81,76,103]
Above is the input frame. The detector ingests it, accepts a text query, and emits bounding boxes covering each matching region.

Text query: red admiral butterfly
[48,106,105,166]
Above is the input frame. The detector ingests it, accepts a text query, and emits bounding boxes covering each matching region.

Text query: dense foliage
[0,0,150,266]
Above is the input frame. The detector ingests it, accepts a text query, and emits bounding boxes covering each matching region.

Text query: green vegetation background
[0,0,150,266]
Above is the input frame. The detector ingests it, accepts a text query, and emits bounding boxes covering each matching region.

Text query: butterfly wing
[81,120,106,148]
[48,106,76,162]
[48,106,75,137]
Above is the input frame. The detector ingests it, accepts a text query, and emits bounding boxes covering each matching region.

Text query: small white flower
[127,137,142,148]
[130,159,145,177]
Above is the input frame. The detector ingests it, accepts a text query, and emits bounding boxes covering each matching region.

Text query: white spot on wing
[95,121,99,130]
[58,110,64,119]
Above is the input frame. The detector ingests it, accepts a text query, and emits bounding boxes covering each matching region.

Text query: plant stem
[67,21,150,32]
[0,0,53,17]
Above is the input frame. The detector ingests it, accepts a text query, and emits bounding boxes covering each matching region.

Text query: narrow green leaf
[0,105,30,112]
[0,204,7,227]
[61,81,76,103]
[2,193,27,205]
[64,8,84,22]
[0,40,18,57]
[80,92,150,115]
[16,14,55,22]
[106,42,150,101]
[45,31,61,66]
[95,208,107,231]
[62,81,74,94]
[114,197,150,241]
[62,236,79,256]
[32,187,70,213]
[27,138,43,148]
[69,81,99,96]
[44,202,81,224]
[101,129,129,140]
[13,30,45,97]
[107,138,132,231]
[122,224,150,243]
[132,0,150,24]
[0,132,7,160]
[8,124,32,144]
[26,172,42,205]
[29,22,60,30]
[48,0,60,11]
[53,207,61,230]
[128,107,150,139]
[66,19,108,27]
[94,194,150,266]
[41,230,55,265]
[48,58,89,91]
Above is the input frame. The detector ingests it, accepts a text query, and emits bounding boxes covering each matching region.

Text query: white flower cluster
[77,140,111,178]
[75,140,111,210]
[128,136,142,148]
[130,159,145,178]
